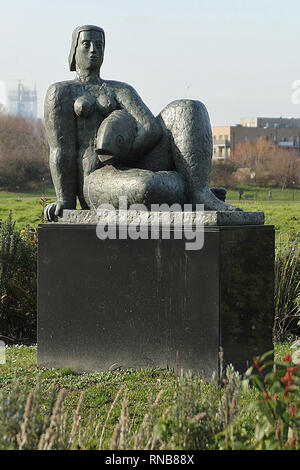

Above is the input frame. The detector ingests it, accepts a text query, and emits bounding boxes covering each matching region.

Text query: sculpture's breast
[96,83,118,116]
[74,94,96,118]
[73,83,118,119]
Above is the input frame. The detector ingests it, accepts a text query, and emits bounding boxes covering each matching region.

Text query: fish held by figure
[96,109,137,165]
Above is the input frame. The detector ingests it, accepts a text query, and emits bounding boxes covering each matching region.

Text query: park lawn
[0,343,293,450]
[226,186,300,202]
[0,345,177,450]
[0,196,52,228]
[0,186,56,229]
[227,200,300,242]
[0,188,299,241]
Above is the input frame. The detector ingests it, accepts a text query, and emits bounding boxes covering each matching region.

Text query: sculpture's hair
[68,25,105,71]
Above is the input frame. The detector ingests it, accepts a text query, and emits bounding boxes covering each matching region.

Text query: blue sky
[1,0,300,125]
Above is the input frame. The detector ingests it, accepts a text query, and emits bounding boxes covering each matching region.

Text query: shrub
[273,242,300,341]
[0,213,37,343]
[242,351,300,450]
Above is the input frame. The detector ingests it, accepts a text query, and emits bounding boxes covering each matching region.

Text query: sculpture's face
[75,30,104,73]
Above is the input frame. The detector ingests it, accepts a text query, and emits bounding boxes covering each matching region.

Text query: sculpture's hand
[44,201,72,222]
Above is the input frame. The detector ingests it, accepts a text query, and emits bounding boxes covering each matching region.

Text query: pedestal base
[37,224,274,377]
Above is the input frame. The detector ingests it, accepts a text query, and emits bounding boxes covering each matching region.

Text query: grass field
[226,186,300,202]
[0,187,299,450]
[0,186,56,229]
[227,201,299,242]
[0,186,298,243]
[0,342,294,450]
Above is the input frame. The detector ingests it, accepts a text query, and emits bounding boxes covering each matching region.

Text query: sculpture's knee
[162,98,207,115]
[136,173,160,204]
[159,99,210,132]
[136,172,186,207]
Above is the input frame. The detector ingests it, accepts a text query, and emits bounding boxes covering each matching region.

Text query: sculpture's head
[69,25,105,73]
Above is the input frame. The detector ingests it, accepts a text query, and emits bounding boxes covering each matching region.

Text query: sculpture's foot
[194,189,243,211]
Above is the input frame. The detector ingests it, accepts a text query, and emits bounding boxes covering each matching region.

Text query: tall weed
[274,242,300,341]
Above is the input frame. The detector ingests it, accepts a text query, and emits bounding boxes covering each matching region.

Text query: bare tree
[229,138,300,188]
[230,138,275,172]
[271,149,300,189]
[0,115,50,190]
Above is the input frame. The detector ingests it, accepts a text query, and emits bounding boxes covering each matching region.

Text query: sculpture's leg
[159,100,241,211]
[84,164,187,210]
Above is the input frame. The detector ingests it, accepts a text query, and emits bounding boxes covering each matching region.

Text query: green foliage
[212,350,300,450]
[274,243,300,341]
[227,186,300,201]
[0,189,58,230]
[232,201,299,243]
[242,351,300,450]
[0,213,37,343]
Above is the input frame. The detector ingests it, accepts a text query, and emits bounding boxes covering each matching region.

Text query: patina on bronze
[44,25,241,221]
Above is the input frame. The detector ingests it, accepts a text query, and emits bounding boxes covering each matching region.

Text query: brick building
[212,117,300,160]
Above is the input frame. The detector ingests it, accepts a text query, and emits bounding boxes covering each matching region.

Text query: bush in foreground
[274,242,300,341]
[0,213,37,343]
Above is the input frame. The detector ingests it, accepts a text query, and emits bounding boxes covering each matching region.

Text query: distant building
[7,81,37,119]
[240,116,300,129]
[212,117,300,160]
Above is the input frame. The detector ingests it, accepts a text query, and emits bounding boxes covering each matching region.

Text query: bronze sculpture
[44,25,240,220]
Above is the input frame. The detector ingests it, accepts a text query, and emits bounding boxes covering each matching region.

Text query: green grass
[0,345,176,449]
[0,187,299,240]
[0,186,298,449]
[226,186,300,202]
[0,342,294,450]
[226,186,300,243]
[227,201,299,242]
[0,186,56,230]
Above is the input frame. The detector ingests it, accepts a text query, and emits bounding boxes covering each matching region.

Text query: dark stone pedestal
[37,224,274,377]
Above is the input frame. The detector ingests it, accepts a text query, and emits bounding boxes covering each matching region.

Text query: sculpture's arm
[112,81,162,158]
[44,83,78,217]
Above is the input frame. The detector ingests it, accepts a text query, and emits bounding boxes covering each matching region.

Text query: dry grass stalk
[133,390,163,450]
[119,394,130,450]
[78,413,93,449]
[110,392,131,450]
[110,423,121,450]
[68,392,84,449]
[38,389,66,450]
[17,391,34,450]
[219,347,224,380]
[165,435,176,450]
[192,412,207,421]
[98,387,123,450]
